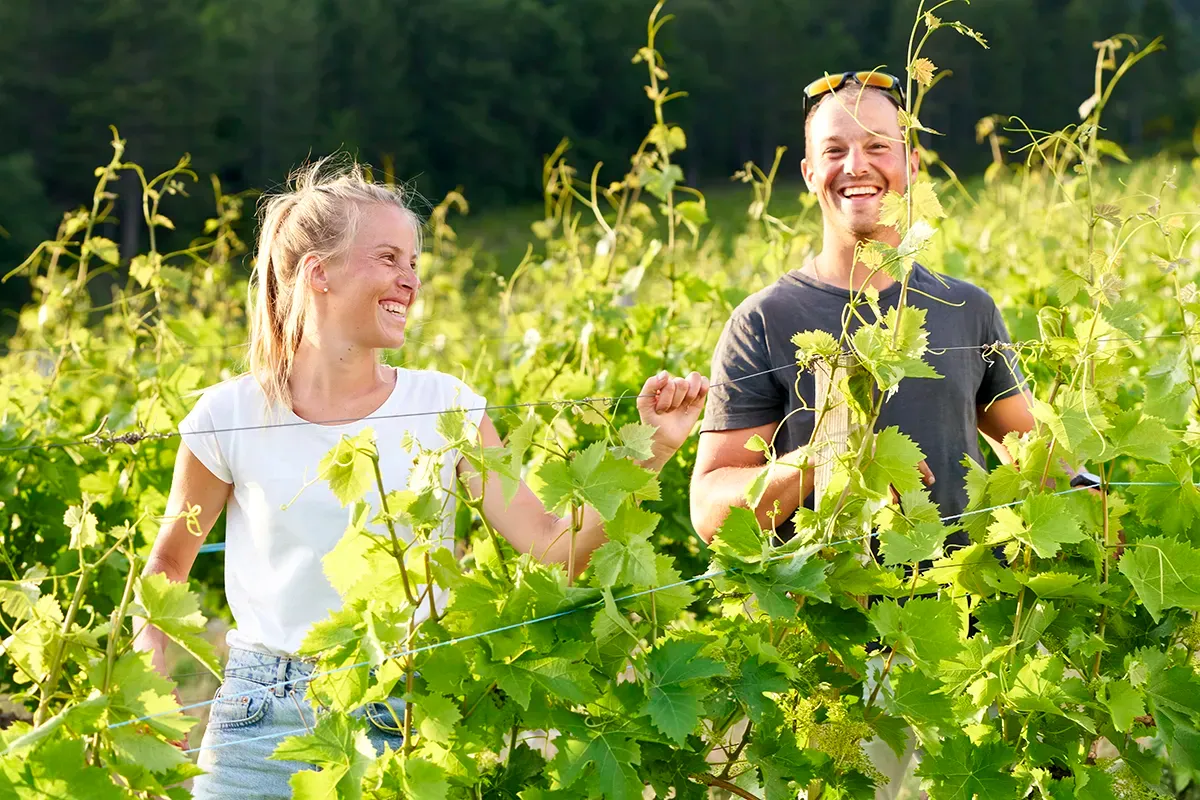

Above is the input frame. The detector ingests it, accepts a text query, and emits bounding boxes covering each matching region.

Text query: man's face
[801,88,917,243]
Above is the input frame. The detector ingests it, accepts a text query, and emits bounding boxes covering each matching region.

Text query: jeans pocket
[361,697,407,740]
[207,676,270,731]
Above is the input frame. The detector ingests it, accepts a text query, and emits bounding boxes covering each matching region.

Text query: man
[690,71,1040,799]
[690,71,1036,546]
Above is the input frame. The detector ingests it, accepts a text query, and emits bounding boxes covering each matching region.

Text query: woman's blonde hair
[247,155,422,410]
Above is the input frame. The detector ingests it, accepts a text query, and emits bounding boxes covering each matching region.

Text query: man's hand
[637,371,710,469]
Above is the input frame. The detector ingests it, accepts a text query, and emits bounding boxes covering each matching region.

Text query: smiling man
[688,67,1037,800]
[690,71,1035,546]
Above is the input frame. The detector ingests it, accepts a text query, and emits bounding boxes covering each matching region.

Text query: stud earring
[323,287,329,294]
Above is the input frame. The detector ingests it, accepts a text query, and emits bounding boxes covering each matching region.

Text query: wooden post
[811,351,861,509]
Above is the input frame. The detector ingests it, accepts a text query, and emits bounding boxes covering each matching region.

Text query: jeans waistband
[223,646,316,697]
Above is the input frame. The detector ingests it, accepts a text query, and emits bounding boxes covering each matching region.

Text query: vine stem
[102,550,139,694]
[34,555,91,726]
[1092,461,1111,680]
[718,721,752,780]
[370,451,421,608]
[691,773,762,800]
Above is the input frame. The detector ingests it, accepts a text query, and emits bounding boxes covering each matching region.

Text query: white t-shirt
[178,367,487,656]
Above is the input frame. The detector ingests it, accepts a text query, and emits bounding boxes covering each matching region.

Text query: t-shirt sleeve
[442,374,489,432]
[976,301,1027,405]
[700,310,785,432]
[178,389,234,483]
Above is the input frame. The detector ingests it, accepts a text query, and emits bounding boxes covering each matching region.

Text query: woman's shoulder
[396,369,484,407]
[180,372,265,424]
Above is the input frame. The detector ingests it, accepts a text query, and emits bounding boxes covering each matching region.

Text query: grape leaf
[612,423,657,462]
[273,713,376,800]
[708,507,765,568]
[109,726,189,773]
[557,730,642,800]
[9,738,124,800]
[1103,679,1144,733]
[645,639,726,686]
[988,494,1083,558]
[887,667,955,730]
[643,683,703,745]
[1130,459,1200,541]
[1105,410,1176,465]
[0,694,107,756]
[590,502,659,587]
[1117,536,1200,622]
[101,651,196,741]
[64,505,99,549]
[864,427,926,497]
[134,572,221,678]
[879,520,946,567]
[415,693,462,743]
[917,736,1020,799]
[481,654,598,710]
[536,443,653,521]
[735,655,788,723]
[1016,571,1103,602]
[319,428,379,507]
[744,549,831,618]
[869,597,964,669]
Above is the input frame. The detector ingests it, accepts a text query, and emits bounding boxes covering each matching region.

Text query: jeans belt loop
[273,656,289,698]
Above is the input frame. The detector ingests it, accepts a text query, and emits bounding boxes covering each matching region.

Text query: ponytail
[245,156,423,411]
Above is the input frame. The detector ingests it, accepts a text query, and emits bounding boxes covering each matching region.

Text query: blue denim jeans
[190,647,406,800]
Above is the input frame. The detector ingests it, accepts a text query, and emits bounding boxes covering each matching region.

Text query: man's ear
[801,155,815,193]
[909,145,921,182]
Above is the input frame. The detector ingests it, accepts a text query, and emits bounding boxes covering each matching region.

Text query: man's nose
[843,146,869,175]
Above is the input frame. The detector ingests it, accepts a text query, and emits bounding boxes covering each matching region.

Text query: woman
[133,158,708,798]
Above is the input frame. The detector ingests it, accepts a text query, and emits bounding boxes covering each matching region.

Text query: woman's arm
[132,442,231,676]
[457,372,708,575]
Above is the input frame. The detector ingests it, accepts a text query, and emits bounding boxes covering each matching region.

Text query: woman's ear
[303,254,329,296]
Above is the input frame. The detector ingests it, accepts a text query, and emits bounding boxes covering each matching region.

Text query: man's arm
[977,390,1036,462]
[690,423,813,544]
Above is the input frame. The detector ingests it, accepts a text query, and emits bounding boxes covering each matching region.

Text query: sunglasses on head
[802,70,905,118]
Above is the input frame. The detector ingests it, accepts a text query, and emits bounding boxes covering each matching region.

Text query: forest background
[0,0,1198,318]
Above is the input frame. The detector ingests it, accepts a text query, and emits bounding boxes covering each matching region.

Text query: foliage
[2,2,1200,798]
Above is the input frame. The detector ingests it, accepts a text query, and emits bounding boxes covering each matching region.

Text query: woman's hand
[636,370,710,470]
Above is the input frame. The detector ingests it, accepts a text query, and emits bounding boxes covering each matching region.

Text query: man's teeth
[841,186,880,198]
[380,301,408,316]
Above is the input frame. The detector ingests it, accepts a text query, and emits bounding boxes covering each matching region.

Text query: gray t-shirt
[700,264,1024,545]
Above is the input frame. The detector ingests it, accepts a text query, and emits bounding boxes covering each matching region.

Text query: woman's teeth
[380,301,407,317]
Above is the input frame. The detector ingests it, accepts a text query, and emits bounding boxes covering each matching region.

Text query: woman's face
[321,203,420,351]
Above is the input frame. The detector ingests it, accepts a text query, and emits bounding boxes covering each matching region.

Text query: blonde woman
[134,158,708,798]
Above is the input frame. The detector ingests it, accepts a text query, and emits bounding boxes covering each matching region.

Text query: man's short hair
[803,84,904,156]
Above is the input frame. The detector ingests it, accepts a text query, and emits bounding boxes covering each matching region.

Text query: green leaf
[64,505,99,549]
[8,739,124,800]
[109,726,189,773]
[1103,679,1144,733]
[482,655,598,711]
[1130,459,1200,541]
[1006,655,1068,716]
[85,236,120,265]
[791,330,840,363]
[644,683,703,745]
[988,494,1083,558]
[557,730,642,800]
[612,423,657,462]
[709,507,764,567]
[645,639,726,686]
[869,597,964,669]
[273,712,376,800]
[864,427,926,497]
[916,735,1019,799]
[590,502,659,587]
[676,200,709,226]
[642,164,683,201]
[744,549,831,618]
[134,572,222,678]
[1106,410,1176,464]
[0,694,107,756]
[415,693,461,743]
[734,655,788,723]
[102,652,196,741]
[536,443,653,521]
[887,667,955,730]
[879,520,946,567]
[1016,571,1103,602]
[1117,536,1200,622]
[397,757,450,800]
[320,429,379,507]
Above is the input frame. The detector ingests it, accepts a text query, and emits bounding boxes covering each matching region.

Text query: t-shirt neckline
[785,265,916,300]
[280,366,402,429]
